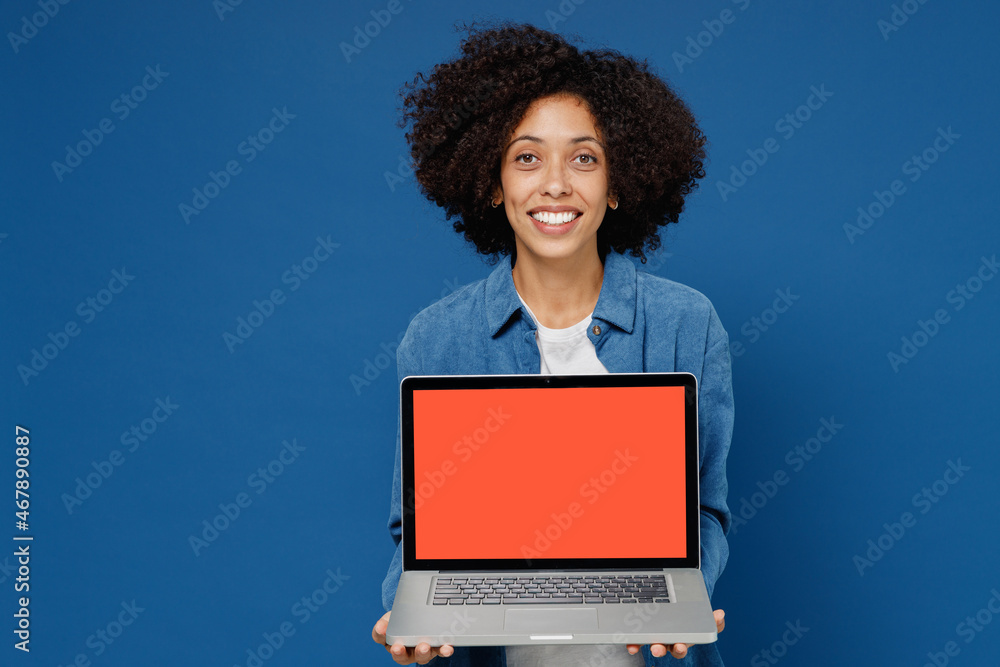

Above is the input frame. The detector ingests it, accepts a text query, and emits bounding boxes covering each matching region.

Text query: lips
[528,210,581,236]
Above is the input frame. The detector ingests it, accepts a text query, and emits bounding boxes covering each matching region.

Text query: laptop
[386,372,718,647]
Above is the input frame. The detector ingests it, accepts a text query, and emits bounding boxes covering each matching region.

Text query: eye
[514,153,538,165]
[574,153,599,165]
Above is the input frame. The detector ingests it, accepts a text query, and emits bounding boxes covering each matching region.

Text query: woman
[372,23,733,666]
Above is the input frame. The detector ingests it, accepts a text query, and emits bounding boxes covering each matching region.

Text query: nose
[540,160,572,197]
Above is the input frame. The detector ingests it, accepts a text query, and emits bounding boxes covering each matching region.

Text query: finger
[625,644,640,655]
[649,643,668,658]
[412,642,431,663]
[671,642,688,659]
[714,609,726,633]
[373,611,391,644]
[439,644,455,658]
[389,642,413,664]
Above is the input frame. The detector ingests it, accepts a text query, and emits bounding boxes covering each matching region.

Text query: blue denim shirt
[382,252,734,667]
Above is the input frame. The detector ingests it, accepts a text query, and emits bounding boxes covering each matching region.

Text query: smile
[530,211,582,225]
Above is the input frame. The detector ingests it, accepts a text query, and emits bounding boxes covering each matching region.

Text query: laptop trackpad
[504,608,598,634]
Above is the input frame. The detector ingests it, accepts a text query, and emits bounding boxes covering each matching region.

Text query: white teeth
[531,211,578,225]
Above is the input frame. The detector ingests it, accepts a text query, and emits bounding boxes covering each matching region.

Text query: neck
[512,249,604,329]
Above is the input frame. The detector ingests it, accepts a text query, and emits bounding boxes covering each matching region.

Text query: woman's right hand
[373,611,455,664]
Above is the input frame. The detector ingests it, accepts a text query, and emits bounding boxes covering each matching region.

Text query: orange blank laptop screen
[412,385,687,560]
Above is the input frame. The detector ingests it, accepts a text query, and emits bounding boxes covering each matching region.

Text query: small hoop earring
[609,199,619,211]
[492,198,502,208]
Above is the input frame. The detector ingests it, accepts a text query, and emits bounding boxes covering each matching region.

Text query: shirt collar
[485,252,637,338]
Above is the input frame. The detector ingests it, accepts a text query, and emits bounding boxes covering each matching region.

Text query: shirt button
[592,325,601,336]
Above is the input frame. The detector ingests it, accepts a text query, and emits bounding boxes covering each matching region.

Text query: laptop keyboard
[431,575,670,605]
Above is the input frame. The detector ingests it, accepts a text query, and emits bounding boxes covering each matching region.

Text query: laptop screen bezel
[399,372,701,572]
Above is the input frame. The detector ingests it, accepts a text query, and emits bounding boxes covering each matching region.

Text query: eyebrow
[506,134,605,151]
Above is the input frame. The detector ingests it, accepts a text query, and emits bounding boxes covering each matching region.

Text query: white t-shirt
[516,295,609,375]
[507,295,644,667]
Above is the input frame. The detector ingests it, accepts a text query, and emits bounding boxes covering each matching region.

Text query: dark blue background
[3,0,998,664]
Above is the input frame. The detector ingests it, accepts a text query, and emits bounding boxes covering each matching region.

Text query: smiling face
[496,94,613,267]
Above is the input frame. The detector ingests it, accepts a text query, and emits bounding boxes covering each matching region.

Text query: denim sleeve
[381,328,421,612]
[696,307,734,599]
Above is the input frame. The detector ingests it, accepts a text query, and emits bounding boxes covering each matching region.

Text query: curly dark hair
[399,22,707,263]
